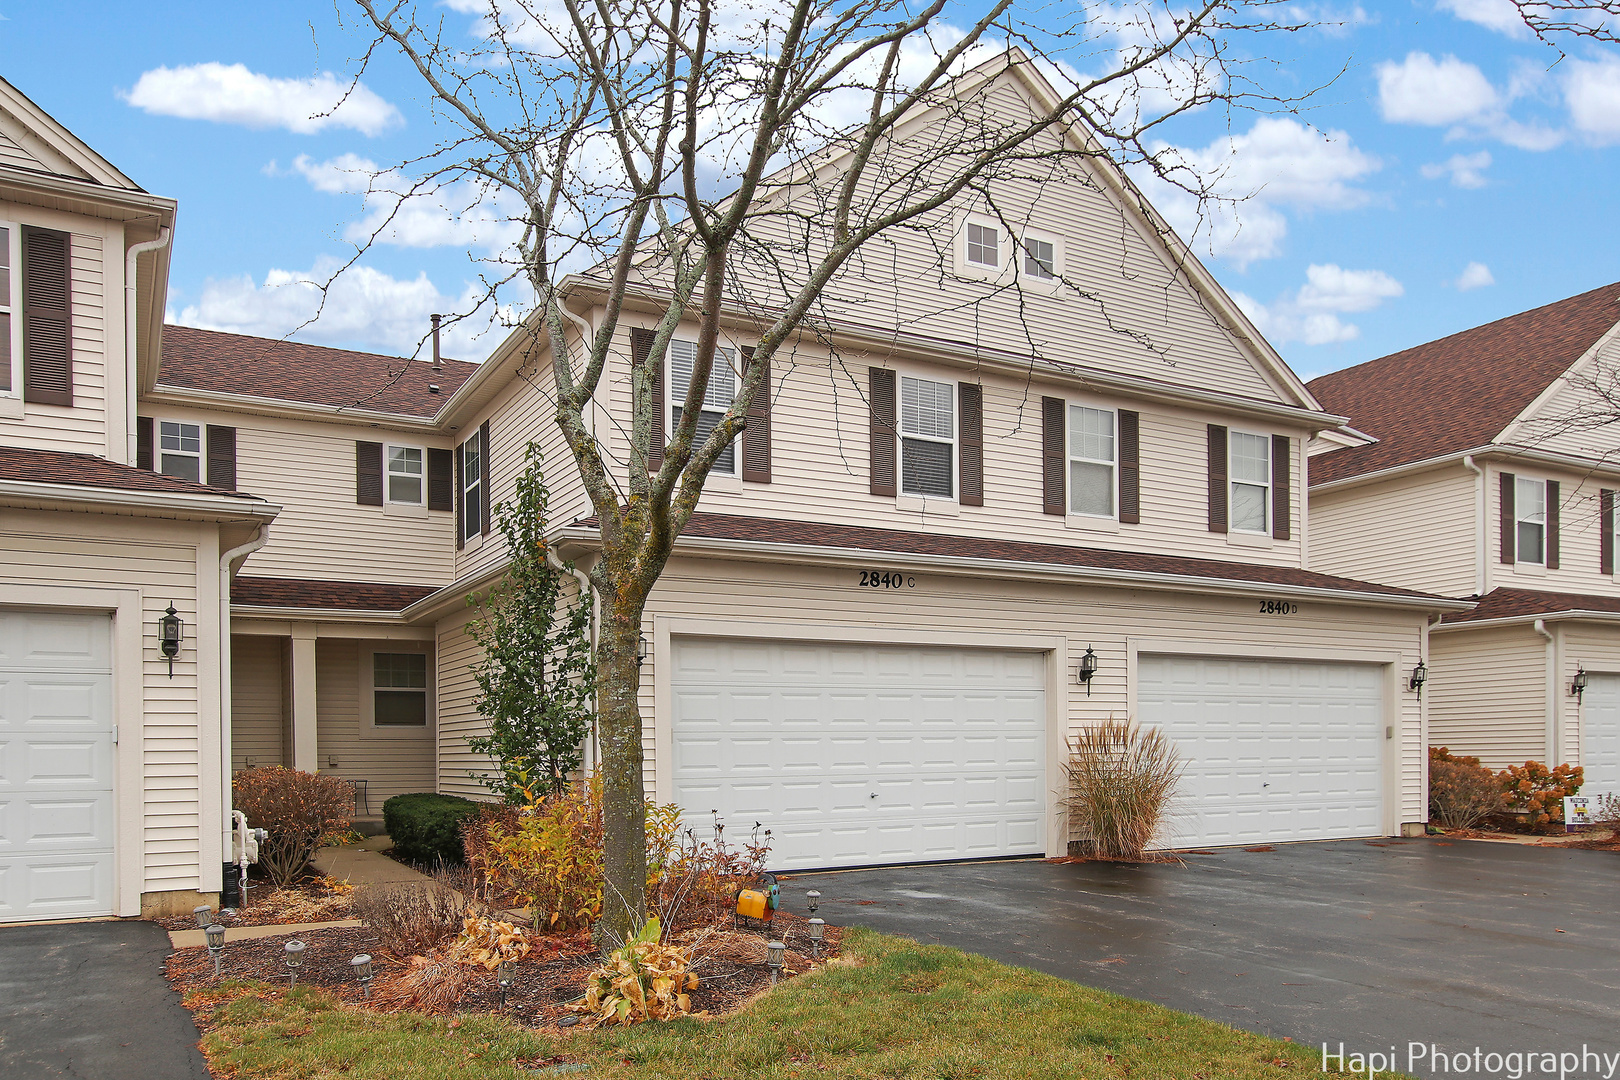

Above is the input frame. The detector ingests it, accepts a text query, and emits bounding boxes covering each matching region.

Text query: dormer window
[158,420,202,482]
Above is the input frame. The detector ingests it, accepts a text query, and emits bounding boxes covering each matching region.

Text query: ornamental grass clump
[1064,720,1182,860]
[1428,746,1505,830]
[231,767,353,888]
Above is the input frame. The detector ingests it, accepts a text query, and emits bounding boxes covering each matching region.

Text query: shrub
[655,814,773,930]
[352,880,466,957]
[1498,760,1584,831]
[383,793,482,865]
[1063,720,1182,860]
[571,917,698,1027]
[449,913,533,970]
[1428,746,1504,830]
[232,767,353,888]
[1596,792,1620,824]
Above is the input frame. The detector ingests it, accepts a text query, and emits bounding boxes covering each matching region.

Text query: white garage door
[1137,654,1384,848]
[0,611,116,921]
[1579,675,1620,799]
[671,637,1046,870]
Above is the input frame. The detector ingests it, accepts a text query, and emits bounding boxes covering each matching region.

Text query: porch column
[290,628,319,773]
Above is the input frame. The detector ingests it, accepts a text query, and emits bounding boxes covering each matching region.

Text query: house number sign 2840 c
[858,570,916,589]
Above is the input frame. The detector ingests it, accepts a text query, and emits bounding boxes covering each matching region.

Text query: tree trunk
[596,590,648,950]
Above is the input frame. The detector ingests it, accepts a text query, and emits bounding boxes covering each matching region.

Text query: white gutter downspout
[548,547,600,775]
[125,227,172,464]
[1463,455,1487,597]
[219,525,270,867]
[1534,619,1558,764]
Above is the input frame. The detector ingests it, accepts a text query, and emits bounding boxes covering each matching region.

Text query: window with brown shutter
[1499,471,1515,565]
[1603,489,1615,576]
[741,346,771,484]
[428,448,453,511]
[479,420,492,535]
[1547,479,1560,570]
[630,327,664,471]
[136,416,153,470]
[1118,409,1140,524]
[22,226,70,406]
[356,441,384,506]
[1041,397,1065,515]
[869,367,896,497]
[206,425,237,490]
[958,382,983,507]
[1271,434,1291,541]
[1207,424,1228,532]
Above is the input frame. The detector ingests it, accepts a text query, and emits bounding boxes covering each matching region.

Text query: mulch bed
[166,910,842,1028]
[156,874,354,931]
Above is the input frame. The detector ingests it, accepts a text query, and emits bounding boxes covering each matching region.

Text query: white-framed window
[1516,476,1547,565]
[899,374,955,499]
[157,419,203,483]
[0,223,18,396]
[1229,430,1271,534]
[1068,405,1116,517]
[372,652,429,727]
[1023,236,1056,280]
[966,222,1000,269]
[669,338,738,476]
[461,430,484,542]
[384,444,425,505]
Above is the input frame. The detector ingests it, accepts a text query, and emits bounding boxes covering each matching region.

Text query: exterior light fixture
[159,604,183,677]
[497,959,515,1006]
[807,917,825,960]
[805,890,820,915]
[193,904,214,929]
[1573,666,1590,698]
[205,924,227,978]
[351,954,374,1000]
[766,940,786,985]
[1077,646,1099,695]
[284,939,306,987]
[637,632,649,667]
[1408,659,1428,696]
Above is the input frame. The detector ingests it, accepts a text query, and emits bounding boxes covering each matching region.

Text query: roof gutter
[400,561,511,623]
[0,478,279,521]
[149,383,444,433]
[230,605,415,623]
[1433,609,1620,633]
[1313,443,1620,494]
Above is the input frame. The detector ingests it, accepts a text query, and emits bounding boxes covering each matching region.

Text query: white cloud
[1420,150,1492,188]
[1434,0,1530,36]
[1377,52,1500,125]
[122,63,401,136]
[288,154,524,252]
[1454,261,1495,290]
[1564,57,1620,143]
[1237,264,1404,346]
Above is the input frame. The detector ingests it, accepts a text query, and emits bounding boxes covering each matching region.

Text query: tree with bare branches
[340,0,1327,946]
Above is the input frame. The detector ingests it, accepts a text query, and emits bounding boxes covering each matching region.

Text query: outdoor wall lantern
[637,632,649,667]
[284,940,306,987]
[205,924,227,978]
[160,603,183,677]
[351,954,374,1000]
[808,917,825,960]
[1572,666,1589,698]
[766,940,786,985]
[1077,646,1099,695]
[1407,659,1428,696]
[805,890,820,915]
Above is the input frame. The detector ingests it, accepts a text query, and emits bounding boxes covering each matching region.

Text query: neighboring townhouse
[1308,282,1620,800]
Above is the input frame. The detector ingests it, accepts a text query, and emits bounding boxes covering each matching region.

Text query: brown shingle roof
[568,512,1448,602]
[0,444,261,499]
[231,576,439,612]
[1307,282,1620,485]
[1440,586,1620,624]
[158,325,477,418]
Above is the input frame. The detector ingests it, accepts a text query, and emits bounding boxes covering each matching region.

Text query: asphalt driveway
[785,839,1620,1078]
[0,918,210,1080]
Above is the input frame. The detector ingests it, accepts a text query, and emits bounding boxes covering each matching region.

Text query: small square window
[373,652,428,727]
[1023,237,1055,280]
[158,420,202,483]
[387,445,425,505]
[966,223,999,268]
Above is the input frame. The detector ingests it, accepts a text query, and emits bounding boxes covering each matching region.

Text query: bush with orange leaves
[1498,760,1584,831]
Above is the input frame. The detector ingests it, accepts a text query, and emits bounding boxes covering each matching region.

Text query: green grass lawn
[189,927,1388,1079]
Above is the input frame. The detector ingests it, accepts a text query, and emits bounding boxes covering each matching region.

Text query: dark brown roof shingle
[1307,281,1620,485]
[1440,586,1620,624]
[0,444,261,499]
[231,576,439,612]
[158,324,477,418]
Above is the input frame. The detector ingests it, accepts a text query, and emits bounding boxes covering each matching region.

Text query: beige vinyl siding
[1310,467,1477,597]
[1507,330,1620,463]
[0,129,48,173]
[314,638,436,808]
[1428,625,1550,768]
[433,607,497,800]
[1553,622,1620,768]
[230,635,284,769]
[1487,462,1620,597]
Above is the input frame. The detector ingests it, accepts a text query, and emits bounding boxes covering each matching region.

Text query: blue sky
[0,1,1614,380]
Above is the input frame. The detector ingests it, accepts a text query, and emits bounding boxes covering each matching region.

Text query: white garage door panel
[1138,655,1384,848]
[672,639,1045,870]
[0,613,115,921]
[1581,675,1620,799]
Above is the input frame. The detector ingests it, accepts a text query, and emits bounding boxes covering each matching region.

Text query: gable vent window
[373,652,428,727]
[386,445,425,505]
[1229,430,1271,533]
[966,223,999,268]
[670,338,737,475]
[158,420,202,482]
[0,225,17,395]
[1023,237,1056,280]
[900,375,954,498]
[1516,477,1547,565]
[1068,405,1115,517]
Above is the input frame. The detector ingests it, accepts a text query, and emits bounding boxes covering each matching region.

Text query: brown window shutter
[1499,471,1515,565]
[869,367,896,497]
[741,346,771,484]
[1547,479,1560,570]
[479,420,492,535]
[1271,434,1291,541]
[206,425,237,490]
[1603,490,1615,576]
[958,382,983,507]
[1118,409,1140,524]
[630,327,664,471]
[455,444,465,550]
[356,441,383,506]
[22,226,71,406]
[1042,396,1065,516]
[1207,424,1228,533]
[428,448,453,511]
[136,416,153,470]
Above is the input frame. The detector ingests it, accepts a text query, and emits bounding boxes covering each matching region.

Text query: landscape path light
[284,940,306,987]
[498,959,516,1007]
[808,917,825,960]
[192,904,213,929]
[767,940,786,985]
[805,890,820,915]
[351,954,374,1000]
[205,924,226,978]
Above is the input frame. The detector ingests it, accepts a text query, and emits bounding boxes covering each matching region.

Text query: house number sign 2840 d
[1258,599,1299,615]
[858,570,916,589]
